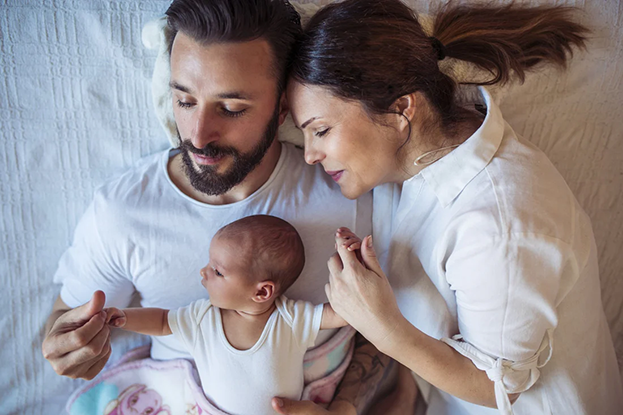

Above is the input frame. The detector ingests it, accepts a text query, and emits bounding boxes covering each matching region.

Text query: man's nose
[190,109,221,149]
[304,137,325,165]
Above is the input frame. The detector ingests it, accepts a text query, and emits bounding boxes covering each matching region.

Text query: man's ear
[278,92,289,126]
[252,281,276,303]
[391,93,417,133]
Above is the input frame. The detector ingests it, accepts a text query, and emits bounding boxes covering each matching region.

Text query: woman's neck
[398,111,484,181]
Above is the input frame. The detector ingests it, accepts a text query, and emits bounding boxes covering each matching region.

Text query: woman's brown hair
[290,0,589,137]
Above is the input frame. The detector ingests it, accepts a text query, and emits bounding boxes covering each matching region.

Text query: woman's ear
[391,93,417,133]
[253,281,276,303]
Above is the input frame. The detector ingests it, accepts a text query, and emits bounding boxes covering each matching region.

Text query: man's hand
[42,290,112,380]
[271,398,356,415]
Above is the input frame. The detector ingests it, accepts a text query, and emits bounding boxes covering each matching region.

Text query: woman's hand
[326,228,406,352]
[271,398,356,415]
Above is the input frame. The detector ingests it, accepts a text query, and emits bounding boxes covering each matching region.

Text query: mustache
[179,140,238,159]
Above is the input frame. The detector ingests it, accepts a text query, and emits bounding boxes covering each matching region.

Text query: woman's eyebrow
[300,116,319,129]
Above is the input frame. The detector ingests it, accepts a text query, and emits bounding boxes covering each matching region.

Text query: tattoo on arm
[331,333,393,413]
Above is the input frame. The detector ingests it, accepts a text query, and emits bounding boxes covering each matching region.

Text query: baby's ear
[252,281,276,303]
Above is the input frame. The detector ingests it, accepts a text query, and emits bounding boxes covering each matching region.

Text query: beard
[178,105,280,196]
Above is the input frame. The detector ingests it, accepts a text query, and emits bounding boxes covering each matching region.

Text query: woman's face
[287,81,405,199]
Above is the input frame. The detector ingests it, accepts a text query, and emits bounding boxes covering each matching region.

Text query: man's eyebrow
[216,92,252,100]
[169,82,252,101]
[169,81,192,94]
[300,117,319,129]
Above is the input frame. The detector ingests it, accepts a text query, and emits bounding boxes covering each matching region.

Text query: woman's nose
[304,138,325,165]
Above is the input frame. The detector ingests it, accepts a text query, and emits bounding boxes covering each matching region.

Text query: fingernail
[367,235,373,248]
[275,398,283,407]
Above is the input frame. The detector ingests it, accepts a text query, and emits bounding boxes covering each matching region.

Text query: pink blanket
[67,326,355,414]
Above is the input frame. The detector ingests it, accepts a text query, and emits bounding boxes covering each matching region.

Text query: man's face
[170,33,282,195]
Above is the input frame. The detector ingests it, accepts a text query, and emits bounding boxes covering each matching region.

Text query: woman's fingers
[361,235,384,276]
[327,252,343,276]
[324,282,332,303]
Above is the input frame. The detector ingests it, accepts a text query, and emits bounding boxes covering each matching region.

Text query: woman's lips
[325,170,344,182]
[192,152,224,165]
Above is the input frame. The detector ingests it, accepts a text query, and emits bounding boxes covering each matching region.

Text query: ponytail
[291,0,589,134]
[434,2,588,85]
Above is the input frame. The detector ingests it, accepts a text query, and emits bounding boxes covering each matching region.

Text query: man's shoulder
[94,149,168,202]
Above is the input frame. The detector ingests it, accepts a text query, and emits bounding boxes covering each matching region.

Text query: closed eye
[176,99,193,109]
[315,128,330,137]
[221,107,247,118]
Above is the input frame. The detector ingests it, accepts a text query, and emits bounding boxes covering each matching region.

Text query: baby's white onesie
[168,295,324,415]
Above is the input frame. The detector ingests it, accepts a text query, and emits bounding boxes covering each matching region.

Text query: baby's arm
[320,303,349,330]
[105,307,172,336]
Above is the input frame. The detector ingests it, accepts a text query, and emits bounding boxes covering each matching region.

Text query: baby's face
[200,235,255,309]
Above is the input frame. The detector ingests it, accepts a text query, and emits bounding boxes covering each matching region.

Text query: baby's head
[200,215,305,310]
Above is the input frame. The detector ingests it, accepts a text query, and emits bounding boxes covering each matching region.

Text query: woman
[285,0,623,414]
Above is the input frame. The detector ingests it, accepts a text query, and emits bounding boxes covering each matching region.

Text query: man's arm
[272,333,393,415]
[329,333,392,414]
[42,291,112,380]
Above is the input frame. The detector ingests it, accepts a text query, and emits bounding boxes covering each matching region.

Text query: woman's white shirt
[372,87,623,414]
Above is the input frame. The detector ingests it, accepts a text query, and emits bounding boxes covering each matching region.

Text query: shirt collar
[417,87,505,207]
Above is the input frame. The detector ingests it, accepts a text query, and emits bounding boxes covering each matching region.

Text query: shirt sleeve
[168,299,211,353]
[54,196,135,308]
[441,233,574,412]
[286,298,324,350]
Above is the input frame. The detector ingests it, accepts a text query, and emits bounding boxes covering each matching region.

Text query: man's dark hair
[165,0,302,95]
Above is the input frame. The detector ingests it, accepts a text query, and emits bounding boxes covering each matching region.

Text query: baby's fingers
[108,316,126,328]
[336,228,362,251]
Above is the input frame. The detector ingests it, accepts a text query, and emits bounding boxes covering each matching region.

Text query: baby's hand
[336,227,362,251]
[336,227,364,264]
[104,307,127,328]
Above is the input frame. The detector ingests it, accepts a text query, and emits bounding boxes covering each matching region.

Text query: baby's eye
[213,267,223,277]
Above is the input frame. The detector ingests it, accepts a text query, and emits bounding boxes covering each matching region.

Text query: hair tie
[429,37,446,61]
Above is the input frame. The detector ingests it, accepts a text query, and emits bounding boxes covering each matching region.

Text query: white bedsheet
[1,1,621,413]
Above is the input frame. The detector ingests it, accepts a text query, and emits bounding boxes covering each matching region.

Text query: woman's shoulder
[454,128,589,247]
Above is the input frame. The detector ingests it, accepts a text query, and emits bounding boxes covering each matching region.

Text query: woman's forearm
[381,318,499,408]
[121,308,172,336]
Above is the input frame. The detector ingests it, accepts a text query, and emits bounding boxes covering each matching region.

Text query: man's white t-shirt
[54,142,371,359]
[168,296,323,415]
[373,87,623,414]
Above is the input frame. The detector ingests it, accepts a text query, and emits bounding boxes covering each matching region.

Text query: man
[42,1,392,413]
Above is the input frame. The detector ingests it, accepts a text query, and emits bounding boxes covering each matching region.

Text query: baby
[104,215,360,415]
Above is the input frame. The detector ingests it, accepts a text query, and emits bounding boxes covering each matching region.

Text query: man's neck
[168,140,282,205]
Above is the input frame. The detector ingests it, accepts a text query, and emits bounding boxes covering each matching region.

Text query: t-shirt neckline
[161,143,288,209]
